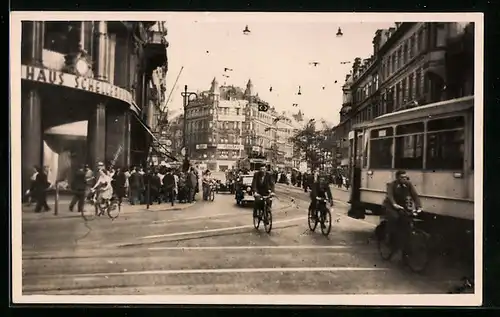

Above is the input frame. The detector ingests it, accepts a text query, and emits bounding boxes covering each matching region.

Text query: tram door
[347,129,365,219]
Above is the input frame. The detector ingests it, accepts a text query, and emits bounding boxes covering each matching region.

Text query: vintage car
[216,178,235,194]
[235,174,255,206]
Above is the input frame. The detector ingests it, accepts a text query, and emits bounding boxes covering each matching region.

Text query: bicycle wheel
[404,229,431,273]
[308,208,318,231]
[320,207,332,236]
[81,201,98,221]
[107,201,121,219]
[264,206,273,234]
[253,209,261,229]
[210,189,215,201]
[377,221,395,261]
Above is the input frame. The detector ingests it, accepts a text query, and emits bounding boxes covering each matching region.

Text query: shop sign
[217,144,243,150]
[21,64,133,105]
[196,144,208,149]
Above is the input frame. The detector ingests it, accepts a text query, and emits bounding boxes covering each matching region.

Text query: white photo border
[10,11,484,306]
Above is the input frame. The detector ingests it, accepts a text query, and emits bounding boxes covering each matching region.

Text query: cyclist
[382,170,423,249]
[308,172,333,227]
[251,166,275,222]
[91,162,114,207]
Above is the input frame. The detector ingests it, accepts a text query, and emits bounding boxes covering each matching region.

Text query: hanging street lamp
[243,25,251,35]
[336,27,343,37]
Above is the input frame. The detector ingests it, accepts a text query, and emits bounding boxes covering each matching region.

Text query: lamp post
[181,85,198,171]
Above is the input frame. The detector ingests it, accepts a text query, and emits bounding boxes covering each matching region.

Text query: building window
[426,116,465,170]
[369,127,394,169]
[435,23,447,47]
[418,29,424,52]
[395,122,424,169]
[391,54,397,74]
[402,77,407,104]
[409,36,415,59]
[403,42,408,65]
[397,47,403,70]
[408,74,414,101]
[415,70,422,99]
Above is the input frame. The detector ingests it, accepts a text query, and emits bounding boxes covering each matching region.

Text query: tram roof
[353,95,474,130]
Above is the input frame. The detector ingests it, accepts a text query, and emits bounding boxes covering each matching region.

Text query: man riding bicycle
[382,170,423,248]
[251,166,275,221]
[91,162,114,207]
[308,172,333,226]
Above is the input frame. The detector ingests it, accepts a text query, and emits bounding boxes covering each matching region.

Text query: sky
[161,13,395,125]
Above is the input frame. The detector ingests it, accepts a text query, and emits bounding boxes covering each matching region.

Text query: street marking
[139,217,306,240]
[69,266,388,279]
[147,245,351,251]
[151,212,237,224]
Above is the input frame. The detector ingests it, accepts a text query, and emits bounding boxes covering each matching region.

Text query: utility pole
[181,85,198,172]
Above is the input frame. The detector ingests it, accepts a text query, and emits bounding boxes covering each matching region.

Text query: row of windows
[367,116,468,171]
[351,25,428,107]
[351,66,428,126]
[381,26,427,82]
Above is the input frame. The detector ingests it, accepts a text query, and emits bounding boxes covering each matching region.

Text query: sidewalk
[21,200,196,222]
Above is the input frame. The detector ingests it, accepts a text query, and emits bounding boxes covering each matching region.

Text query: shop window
[369,127,394,169]
[426,116,465,170]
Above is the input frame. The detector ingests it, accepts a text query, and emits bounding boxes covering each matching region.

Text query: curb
[22,202,197,222]
[139,202,196,213]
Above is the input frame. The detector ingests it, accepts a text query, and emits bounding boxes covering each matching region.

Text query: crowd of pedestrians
[24,163,202,213]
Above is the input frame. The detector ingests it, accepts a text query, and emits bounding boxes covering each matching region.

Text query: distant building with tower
[179,78,300,171]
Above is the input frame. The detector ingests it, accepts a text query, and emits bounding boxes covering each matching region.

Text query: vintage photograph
[11,12,482,305]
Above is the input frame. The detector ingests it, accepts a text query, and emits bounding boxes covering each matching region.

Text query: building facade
[181,78,297,171]
[20,21,167,192]
[334,22,475,171]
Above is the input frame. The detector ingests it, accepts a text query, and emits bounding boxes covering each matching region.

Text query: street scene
[14,13,479,303]
[22,177,470,295]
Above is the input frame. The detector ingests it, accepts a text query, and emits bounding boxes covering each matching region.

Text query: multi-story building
[20,20,168,192]
[334,22,475,171]
[181,78,297,171]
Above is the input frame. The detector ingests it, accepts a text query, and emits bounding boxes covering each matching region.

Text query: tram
[236,154,272,174]
[348,95,475,223]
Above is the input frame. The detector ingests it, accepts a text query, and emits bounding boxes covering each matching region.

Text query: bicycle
[253,193,274,234]
[375,207,431,273]
[209,183,216,201]
[307,196,332,236]
[81,190,121,221]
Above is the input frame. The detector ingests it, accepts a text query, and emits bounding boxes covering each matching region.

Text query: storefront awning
[131,112,178,161]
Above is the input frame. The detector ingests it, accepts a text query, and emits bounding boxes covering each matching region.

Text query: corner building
[20,21,167,192]
[184,78,297,171]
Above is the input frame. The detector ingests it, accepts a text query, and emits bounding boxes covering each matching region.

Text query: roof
[353,95,474,130]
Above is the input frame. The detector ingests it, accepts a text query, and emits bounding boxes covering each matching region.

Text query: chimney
[345,74,352,82]
[388,27,396,37]
[352,57,362,75]
[373,29,383,55]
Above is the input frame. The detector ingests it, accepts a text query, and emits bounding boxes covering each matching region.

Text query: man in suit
[69,165,87,212]
[251,166,275,219]
[162,168,176,203]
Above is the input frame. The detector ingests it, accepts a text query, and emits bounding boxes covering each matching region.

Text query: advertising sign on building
[196,144,208,149]
[217,144,244,150]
